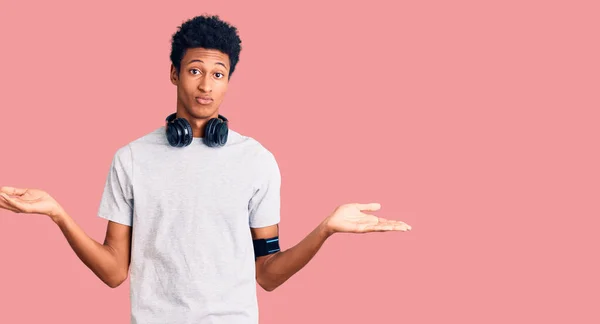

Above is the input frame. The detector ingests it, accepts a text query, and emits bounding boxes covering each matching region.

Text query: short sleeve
[97,145,134,226]
[248,151,281,228]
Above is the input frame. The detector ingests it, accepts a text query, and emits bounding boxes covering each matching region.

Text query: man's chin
[187,105,217,120]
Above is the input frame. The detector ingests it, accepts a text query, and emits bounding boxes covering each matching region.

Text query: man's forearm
[258,220,333,291]
[52,212,126,288]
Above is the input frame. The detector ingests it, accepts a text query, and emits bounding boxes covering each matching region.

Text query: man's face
[171,47,230,120]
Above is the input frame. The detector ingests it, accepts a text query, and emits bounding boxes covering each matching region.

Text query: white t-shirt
[97,126,281,324]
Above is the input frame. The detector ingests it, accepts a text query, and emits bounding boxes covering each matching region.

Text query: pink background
[1,0,599,323]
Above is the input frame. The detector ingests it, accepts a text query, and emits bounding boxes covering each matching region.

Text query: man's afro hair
[170,15,242,78]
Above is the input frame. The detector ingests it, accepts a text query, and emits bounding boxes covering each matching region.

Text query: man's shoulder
[109,127,164,159]
[129,126,166,146]
[229,129,276,161]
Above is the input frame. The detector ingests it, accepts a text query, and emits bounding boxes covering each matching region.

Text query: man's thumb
[354,203,381,211]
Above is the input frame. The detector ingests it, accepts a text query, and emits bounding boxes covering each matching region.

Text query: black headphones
[165,113,229,148]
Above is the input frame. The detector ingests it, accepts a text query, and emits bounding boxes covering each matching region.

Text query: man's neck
[176,109,219,138]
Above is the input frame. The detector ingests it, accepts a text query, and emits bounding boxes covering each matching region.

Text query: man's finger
[0,195,22,213]
[0,193,28,213]
[355,203,381,212]
[363,223,410,232]
[385,221,411,231]
[361,224,388,232]
[0,187,27,196]
[377,218,412,230]
[0,199,20,213]
[365,225,398,232]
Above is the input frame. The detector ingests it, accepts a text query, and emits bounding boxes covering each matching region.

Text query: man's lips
[196,96,213,105]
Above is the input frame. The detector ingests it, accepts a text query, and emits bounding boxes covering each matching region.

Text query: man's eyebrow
[187,59,228,69]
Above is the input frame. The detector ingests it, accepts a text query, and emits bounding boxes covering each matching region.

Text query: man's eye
[215,73,223,78]
[190,69,200,75]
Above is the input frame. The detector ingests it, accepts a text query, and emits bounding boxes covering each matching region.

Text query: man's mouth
[196,96,213,105]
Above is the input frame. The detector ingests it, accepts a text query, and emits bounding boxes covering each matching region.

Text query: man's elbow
[256,253,286,292]
[258,280,279,292]
[104,270,128,288]
[257,273,281,292]
[106,278,125,288]
[263,285,277,292]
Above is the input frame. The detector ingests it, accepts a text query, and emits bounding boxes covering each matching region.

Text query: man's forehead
[184,48,230,66]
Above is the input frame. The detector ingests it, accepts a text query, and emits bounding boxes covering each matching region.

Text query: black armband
[253,236,280,259]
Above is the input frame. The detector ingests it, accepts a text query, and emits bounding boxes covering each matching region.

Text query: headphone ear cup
[166,120,180,147]
[173,119,185,147]
[203,118,219,147]
[215,122,228,146]
[168,118,192,147]
[165,113,193,147]
[203,117,228,147]
[180,118,193,146]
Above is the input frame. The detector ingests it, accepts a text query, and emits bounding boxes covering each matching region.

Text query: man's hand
[323,203,411,235]
[253,202,412,291]
[0,185,131,288]
[0,186,66,220]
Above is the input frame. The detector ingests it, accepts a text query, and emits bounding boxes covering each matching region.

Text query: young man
[0,15,411,324]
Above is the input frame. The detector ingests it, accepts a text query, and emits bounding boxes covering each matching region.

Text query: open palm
[0,187,64,217]
[325,203,411,234]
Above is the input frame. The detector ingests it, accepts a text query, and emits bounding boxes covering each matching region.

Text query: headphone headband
[165,112,177,124]
[166,113,227,124]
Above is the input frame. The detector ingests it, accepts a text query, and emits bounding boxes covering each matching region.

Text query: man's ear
[170,64,178,85]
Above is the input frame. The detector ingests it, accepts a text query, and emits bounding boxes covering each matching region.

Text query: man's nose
[198,76,212,92]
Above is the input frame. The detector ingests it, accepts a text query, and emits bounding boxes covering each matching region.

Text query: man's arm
[252,220,331,292]
[54,212,132,288]
[0,187,132,288]
[252,203,412,292]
